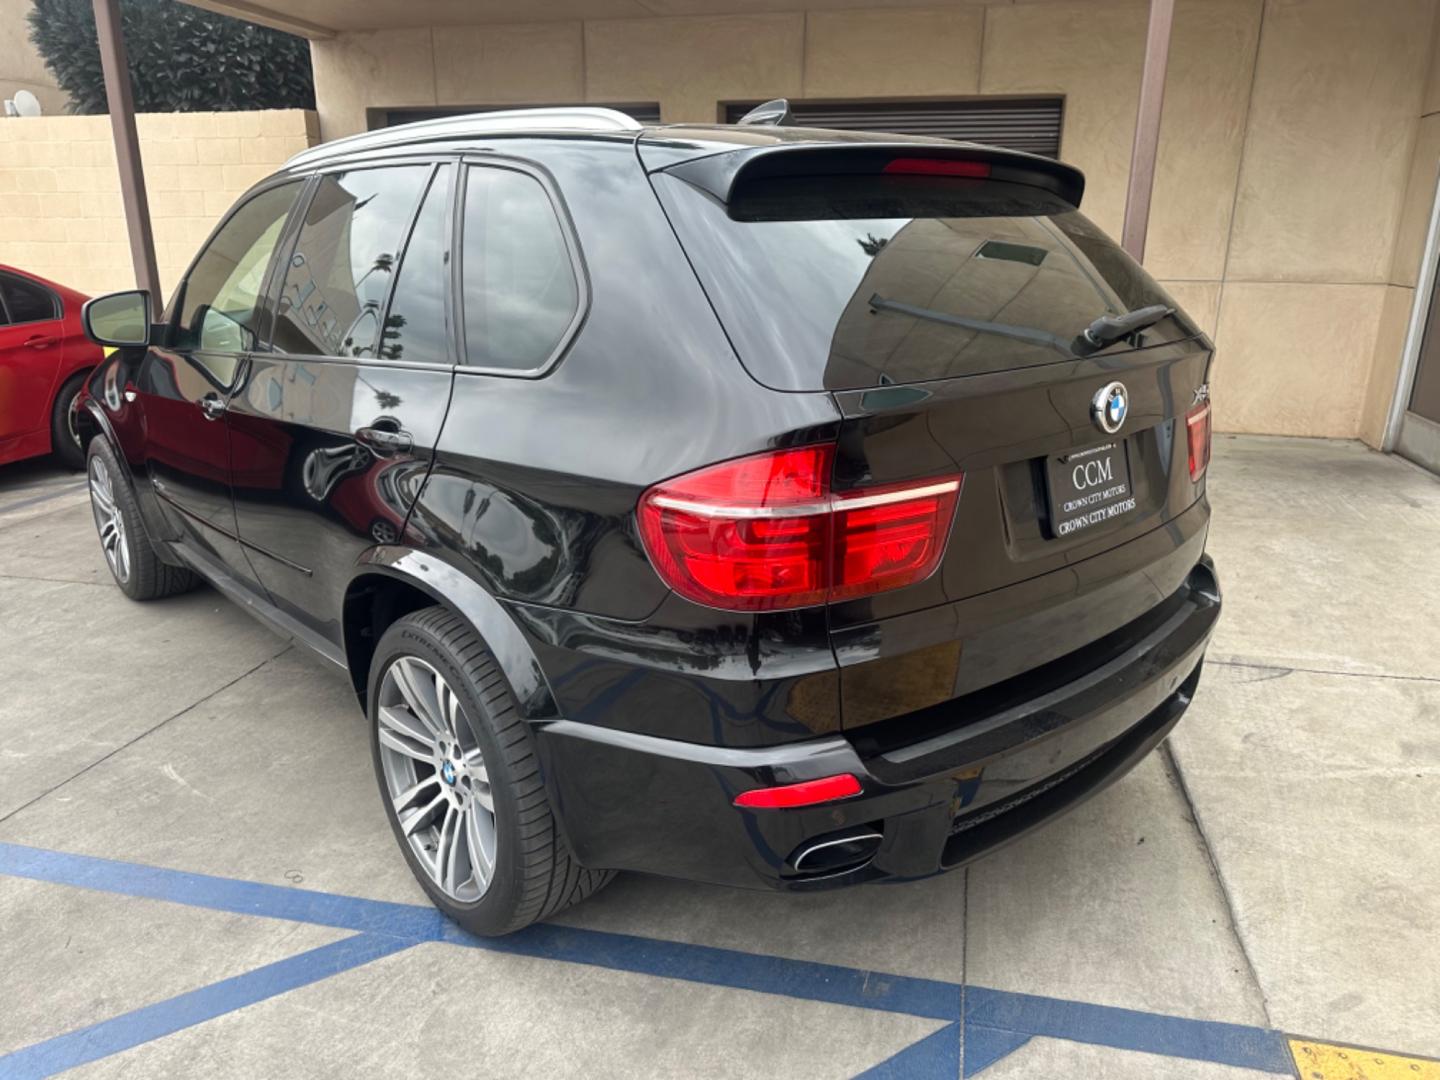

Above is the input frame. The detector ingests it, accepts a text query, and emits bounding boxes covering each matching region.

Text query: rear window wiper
[1072,304,1173,357]
[868,294,1074,357]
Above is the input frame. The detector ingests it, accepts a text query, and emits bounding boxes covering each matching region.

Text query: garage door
[723,98,1064,158]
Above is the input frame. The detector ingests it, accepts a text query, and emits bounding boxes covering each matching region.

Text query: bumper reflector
[733,773,862,809]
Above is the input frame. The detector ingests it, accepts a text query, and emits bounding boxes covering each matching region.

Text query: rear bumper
[534,555,1221,890]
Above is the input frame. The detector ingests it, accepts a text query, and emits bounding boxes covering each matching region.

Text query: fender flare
[76,394,118,463]
[350,546,561,723]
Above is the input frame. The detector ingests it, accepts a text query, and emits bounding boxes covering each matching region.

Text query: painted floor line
[0,841,1425,1079]
[0,933,414,1080]
[0,482,87,517]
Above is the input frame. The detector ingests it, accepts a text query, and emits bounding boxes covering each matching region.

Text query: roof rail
[286,107,644,169]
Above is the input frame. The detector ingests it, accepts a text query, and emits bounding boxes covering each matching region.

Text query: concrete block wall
[0,109,319,298]
[311,0,1439,444]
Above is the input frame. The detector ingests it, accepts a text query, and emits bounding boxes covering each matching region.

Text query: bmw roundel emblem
[441,760,457,786]
[1092,381,1129,435]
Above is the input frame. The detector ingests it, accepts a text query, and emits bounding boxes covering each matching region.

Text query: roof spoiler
[663,142,1086,210]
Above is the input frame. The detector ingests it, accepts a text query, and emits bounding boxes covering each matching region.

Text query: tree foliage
[28,0,314,115]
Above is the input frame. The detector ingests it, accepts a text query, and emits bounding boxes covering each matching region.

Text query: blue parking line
[476,922,963,1022]
[964,987,1293,1074]
[0,842,1297,1077]
[0,841,446,940]
[0,934,414,1080]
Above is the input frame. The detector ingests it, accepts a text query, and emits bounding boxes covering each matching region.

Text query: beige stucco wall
[0,110,318,298]
[58,3,1379,441]
[1358,10,1440,447]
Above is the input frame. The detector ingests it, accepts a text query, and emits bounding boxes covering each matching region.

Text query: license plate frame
[1045,441,1137,538]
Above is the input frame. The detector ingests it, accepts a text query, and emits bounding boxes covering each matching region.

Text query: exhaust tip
[787,827,883,878]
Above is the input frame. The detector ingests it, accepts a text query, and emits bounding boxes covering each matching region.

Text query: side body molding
[352,546,562,723]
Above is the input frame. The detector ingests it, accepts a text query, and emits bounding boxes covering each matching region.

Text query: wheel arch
[74,393,110,457]
[344,548,561,723]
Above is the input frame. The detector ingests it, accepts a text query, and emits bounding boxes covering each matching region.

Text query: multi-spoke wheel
[89,453,131,585]
[368,606,614,935]
[85,437,199,600]
[377,656,498,903]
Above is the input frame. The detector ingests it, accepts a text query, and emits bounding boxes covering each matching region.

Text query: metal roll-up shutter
[723,98,1064,158]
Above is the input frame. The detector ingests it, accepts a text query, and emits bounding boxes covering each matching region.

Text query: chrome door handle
[199,393,226,420]
[356,425,413,455]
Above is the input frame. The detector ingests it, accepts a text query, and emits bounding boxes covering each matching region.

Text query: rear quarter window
[459,164,582,374]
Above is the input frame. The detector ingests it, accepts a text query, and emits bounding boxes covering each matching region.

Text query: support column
[1120,0,1175,264]
[93,0,160,298]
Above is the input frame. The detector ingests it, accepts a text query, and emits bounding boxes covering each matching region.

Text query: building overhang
[180,0,995,39]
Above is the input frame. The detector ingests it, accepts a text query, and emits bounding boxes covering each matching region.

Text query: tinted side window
[378,165,452,364]
[460,166,578,372]
[273,165,430,359]
[176,181,301,353]
[0,274,60,325]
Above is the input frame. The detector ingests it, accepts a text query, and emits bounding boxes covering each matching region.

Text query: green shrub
[27,0,314,114]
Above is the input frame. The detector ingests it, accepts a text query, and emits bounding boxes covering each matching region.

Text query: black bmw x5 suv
[76,107,1220,935]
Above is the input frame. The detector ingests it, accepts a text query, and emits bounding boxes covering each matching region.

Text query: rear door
[228,159,457,648]
[0,271,64,445]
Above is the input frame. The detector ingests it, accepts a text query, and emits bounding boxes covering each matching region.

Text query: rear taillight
[636,445,961,611]
[1186,401,1212,481]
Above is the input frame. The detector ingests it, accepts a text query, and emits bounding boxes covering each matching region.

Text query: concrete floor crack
[0,643,294,827]
[1160,739,1275,1029]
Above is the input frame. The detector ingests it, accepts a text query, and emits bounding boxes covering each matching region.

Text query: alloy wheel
[377,655,497,903]
[88,455,130,584]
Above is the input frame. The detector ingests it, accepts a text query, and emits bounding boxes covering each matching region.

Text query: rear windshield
[654,173,1202,391]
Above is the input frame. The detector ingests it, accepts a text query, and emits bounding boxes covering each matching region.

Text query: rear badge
[1092,381,1129,434]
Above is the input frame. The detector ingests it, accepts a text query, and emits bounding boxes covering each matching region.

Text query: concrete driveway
[1,437,1437,1079]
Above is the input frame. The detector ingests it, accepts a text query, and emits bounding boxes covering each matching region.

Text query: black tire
[368,605,613,935]
[50,372,88,470]
[86,437,200,601]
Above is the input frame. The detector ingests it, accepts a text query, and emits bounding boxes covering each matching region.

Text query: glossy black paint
[78,122,1221,894]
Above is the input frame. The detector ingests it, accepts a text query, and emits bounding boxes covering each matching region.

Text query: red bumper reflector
[733,773,862,810]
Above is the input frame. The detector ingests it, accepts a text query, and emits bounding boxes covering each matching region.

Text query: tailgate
[649,138,1215,728]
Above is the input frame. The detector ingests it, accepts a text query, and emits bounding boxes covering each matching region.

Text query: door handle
[199,393,226,421]
[23,334,57,350]
[356,425,413,455]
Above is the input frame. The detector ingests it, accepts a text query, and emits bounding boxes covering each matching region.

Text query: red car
[0,266,105,470]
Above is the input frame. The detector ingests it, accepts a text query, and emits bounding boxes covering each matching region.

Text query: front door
[1396,280,1440,473]
[228,161,456,649]
[137,180,304,579]
[0,271,64,455]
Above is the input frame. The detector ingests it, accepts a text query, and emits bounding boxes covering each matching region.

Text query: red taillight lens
[1186,402,1212,481]
[882,157,991,178]
[830,481,962,601]
[733,773,862,809]
[637,446,961,611]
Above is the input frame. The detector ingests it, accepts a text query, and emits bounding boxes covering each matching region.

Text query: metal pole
[1120,0,1175,263]
[93,0,160,298]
